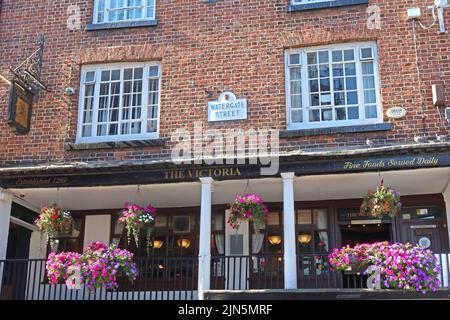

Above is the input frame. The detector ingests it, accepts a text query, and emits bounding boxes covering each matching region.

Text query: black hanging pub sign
[1,34,47,134]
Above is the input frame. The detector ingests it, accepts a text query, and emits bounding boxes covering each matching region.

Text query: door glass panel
[229,234,244,255]
[297,210,312,225]
[401,206,441,221]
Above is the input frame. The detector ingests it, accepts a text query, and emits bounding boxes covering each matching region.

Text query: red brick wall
[0,0,449,165]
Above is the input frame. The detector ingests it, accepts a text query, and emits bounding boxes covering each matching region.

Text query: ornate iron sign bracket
[0,34,48,134]
[10,34,47,94]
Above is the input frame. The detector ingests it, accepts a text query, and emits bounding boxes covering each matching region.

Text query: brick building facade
[0,0,449,164]
[0,0,450,300]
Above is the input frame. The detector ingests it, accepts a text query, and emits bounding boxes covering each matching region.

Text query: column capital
[443,181,450,198]
[281,172,295,180]
[199,177,214,185]
[0,188,10,202]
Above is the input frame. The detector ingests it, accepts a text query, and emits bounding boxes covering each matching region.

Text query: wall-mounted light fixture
[268,235,282,245]
[177,239,191,249]
[150,240,164,249]
[297,233,312,244]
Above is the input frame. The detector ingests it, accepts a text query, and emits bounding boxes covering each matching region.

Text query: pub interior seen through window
[111,211,200,257]
[50,215,83,253]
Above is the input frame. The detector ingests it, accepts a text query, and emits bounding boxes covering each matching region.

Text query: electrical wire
[412,21,427,134]
[418,5,438,29]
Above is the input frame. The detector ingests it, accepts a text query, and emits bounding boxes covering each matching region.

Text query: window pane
[362,62,374,75]
[291,95,301,108]
[364,90,376,104]
[82,125,92,137]
[332,64,344,77]
[335,107,346,120]
[348,107,359,120]
[343,49,354,61]
[344,63,356,76]
[315,231,329,253]
[290,53,300,65]
[101,70,110,81]
[318,51,329,63]
[347,91,358,104]
[291,109,303,123]
[334,92,345,106]
[309,80,319,93]
[85,71,95,82]
[319,65,329,77]
[147,120,158,133]
[321,108,332,121]
[334,77,344,91]
[297,232,313,253]
[307,52,317,65]
[290,81,301,95]
[308,65,317,78]
[320,93,331,105]
[363,75,375,89]
[365,105,377,118]
[309,109,320,121]
[361,47,373,59]
[290,67,301,81]
[346,77,357,90]
[332,50,342,62]
[320,78,330,91]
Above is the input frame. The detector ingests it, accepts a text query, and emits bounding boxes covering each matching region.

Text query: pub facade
[0,0,449,300]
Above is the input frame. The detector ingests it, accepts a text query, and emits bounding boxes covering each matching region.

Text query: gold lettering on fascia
[343,157,439,170]
[164,168,242,180]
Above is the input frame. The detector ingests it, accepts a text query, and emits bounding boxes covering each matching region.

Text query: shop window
[77,62,161,144]
[93,0,156,24]
[212,214,225,256]
[111,212,199,257]
[51,216,84,253]
[296,209,329,278]
[296,209,329,254]
[286,42,381,130]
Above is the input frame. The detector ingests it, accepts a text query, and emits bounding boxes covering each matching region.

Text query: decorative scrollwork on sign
[10,34,47,94]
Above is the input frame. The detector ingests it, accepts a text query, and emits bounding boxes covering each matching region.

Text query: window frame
[291,0,335,4]
[92,0,157,25]
[76,61,162,144]
[285,42,383,131]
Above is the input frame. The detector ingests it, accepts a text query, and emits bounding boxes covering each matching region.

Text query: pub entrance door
[224,209,249,290]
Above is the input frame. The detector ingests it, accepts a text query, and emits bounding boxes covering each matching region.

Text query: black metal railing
[210,255,284,290]
[0,257,198,301]
[2,253,449,300]
[297,254,340,288]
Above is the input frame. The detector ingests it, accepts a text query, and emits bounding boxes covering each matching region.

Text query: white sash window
[94,0,156,24]
[77,62,161,143]
[285,42,382,130]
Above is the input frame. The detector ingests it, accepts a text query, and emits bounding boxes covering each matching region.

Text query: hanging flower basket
[45,242,138,292]
[228,194,269,232]
[119,203,157,247]
[360,180,401,219]
[35,206,73,252]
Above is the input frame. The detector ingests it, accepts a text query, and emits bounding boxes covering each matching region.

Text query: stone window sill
[280,123,392,138]
[86,20,158,31]
[288,0,369,12]
[65,139,166,151]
